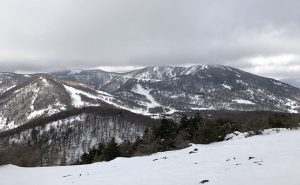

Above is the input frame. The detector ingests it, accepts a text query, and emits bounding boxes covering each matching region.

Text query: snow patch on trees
[232,99,255,105]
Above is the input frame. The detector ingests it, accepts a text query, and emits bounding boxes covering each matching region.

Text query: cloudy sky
[0,0,300,79]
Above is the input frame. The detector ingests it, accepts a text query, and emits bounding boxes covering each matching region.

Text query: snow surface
[5,85,16,91]
[221,83,232,90]
[132,84,160,108]
[68,69,83,75]
[191,107,214,111]
[184,65,207,75]
[64,84,156,116]
[285,98,300,113]
[232,99,255,105]
[26,102,66,121]
[0,117,17,131]
[273,81,282,86]
[131,84,177,115]
[27,109,47,120]
[64,85,86,107]
[1,129,299,185]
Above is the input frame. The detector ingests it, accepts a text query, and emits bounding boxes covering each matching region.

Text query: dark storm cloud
[0,0,300,78]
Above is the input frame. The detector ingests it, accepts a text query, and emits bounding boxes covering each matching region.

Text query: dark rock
[253,161,263,164]
[200,180,209,184]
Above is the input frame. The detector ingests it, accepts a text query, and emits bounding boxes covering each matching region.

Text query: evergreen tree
[155,118,177,139]
[180,113,203,141]
[93,143,106,162]
[102,137,120,161]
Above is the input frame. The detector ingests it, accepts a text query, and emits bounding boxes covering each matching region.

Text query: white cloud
[0,0,300,79]
[240,54,300,79]
[246,54,298,66]
[97,66,142,73]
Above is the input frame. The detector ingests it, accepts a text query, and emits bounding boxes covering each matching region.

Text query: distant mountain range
[1,64,300,165]
[281,78,300,88]
[51,65,300,114]
[1,65,300,131]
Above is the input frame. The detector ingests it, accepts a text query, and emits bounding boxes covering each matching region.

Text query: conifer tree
[102,137,120,161]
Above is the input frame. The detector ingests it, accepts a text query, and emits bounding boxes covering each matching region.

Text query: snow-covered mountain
[1,128,299,185]
[0,71,169,132]
[0,74,115,132]
[1,65,300,135]
[0,72,32,94]
[51,69,121,90]
[0,65,300,167]
[53,65,300,114]
[3,64,299,132]
[0,74,158,165]
[0,106,156,165]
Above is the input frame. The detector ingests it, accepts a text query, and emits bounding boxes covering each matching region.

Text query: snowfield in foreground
[1,129,300,185]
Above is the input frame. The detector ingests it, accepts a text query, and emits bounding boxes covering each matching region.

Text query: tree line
[76,112,299,165]
[1,111,299,167]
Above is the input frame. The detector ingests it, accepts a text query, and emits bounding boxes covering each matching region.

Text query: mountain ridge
[1,64,300,132]
[1,65,300,166]
[51,64,300,113]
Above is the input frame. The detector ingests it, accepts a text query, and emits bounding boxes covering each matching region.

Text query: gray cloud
[0,0,300,79]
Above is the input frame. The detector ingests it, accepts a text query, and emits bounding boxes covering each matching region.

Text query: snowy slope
[0,74,156,132]
[0,76,70,131]
[0,73,31,94]
[1,129,299,185]
[63,84,155,115]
